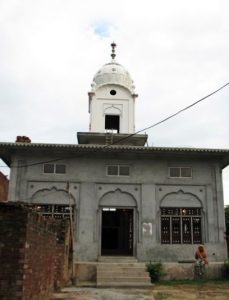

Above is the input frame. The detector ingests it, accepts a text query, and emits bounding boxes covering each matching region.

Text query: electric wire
[112,82,229,145]
[0,82,228,170]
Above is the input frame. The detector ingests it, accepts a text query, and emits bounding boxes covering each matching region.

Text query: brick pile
[15,136,31,143]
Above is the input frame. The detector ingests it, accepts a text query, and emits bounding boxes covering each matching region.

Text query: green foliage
[146,261,164,282]
[222,260,229,279]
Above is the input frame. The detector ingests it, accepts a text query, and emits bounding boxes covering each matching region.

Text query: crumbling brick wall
[0,203,71,300]
[54,221,72,289]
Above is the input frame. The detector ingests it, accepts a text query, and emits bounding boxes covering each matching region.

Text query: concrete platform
[74,259,224,287]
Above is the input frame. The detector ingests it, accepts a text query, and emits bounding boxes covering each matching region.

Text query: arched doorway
[99,189,137,256]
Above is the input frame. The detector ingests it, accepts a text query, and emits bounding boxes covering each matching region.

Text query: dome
[91,62,135,93]
[90,43,136,94]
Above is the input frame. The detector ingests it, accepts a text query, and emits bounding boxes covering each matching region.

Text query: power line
[1,82,229,169]
[113,82,229,145]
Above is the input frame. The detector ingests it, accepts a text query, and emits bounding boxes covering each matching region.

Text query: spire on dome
[111,42,116,61]
[91,42,136,95]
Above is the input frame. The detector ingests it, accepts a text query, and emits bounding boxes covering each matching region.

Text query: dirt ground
[51,282,229,300]
[153,282,229,300]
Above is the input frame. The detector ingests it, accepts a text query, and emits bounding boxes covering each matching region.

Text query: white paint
[143,222,153,236]
[89,61,137,134]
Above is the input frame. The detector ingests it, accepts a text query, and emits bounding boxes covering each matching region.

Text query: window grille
[44,164,66,174]
[44,164,55,174]
[161,207,202,244]
[55,164,66,174]
[33,204,74,220]
[119,166,130,176]
[161,217,170,244]
[107,165,119,176]
[169,167,192,178]
[107,165,130,176]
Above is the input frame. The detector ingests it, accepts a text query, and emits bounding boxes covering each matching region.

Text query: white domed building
[0,43,229,286]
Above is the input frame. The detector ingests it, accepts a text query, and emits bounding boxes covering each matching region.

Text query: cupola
[77,43,147,146]
[88,43,138,134]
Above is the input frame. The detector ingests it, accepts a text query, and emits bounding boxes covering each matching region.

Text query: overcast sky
[0,0,229,204]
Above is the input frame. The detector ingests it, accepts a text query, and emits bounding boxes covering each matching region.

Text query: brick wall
[0,203,71,300]
[0,172,9,202]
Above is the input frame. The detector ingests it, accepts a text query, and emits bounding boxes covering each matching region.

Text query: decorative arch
[160,189,202,208]
[99,188,137,207]
[104,105,122,116]
[159,190,204,245]
[31,187,75,205]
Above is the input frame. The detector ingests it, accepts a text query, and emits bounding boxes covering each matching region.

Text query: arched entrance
[101,208,133,255]
[99,189,137,256]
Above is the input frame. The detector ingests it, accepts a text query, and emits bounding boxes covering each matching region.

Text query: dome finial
[111,42,116,61]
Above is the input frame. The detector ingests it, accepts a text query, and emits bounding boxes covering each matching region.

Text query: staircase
[96,257,152,288]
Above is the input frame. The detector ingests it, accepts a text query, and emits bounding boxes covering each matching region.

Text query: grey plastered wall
[8,157,27,201]
[7,155,18,201]
[75,182,99,261]
[7,151,227,262]
[137,183,156,261]
[214,165,226,243]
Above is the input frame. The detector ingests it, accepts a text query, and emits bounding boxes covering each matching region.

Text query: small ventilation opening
[110,90,116,95]
[105,115,120,133]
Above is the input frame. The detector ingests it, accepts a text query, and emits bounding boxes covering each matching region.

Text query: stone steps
[98,276,150,282]
[97,263,146,269]
[96,281,152,288]
[98,270,148,277]
[96,259,152,288]
[98,256,138,263]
